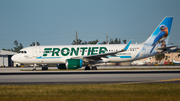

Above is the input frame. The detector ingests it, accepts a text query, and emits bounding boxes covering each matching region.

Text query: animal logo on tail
[150,24,169,53]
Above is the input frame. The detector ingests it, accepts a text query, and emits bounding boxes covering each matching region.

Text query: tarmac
[0,66,180,85]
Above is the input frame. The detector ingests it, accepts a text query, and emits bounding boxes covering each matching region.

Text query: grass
[0,83,180,101]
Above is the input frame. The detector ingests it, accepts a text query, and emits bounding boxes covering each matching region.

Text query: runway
[0,67,180,85]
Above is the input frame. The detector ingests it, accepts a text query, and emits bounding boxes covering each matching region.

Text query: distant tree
[102,41,106,44]
[109,38,114,44]
[36,42,40,46]
[71,38,126,45]
[2,48,11,51]
[155,53,165,62]
[123,40,127,44]
[118,38,121,44]
[12,40,23,52]
[178,49,180,53]
[30,42,40,46]
[178,54,180,58]
[115,38,122,44]
[114,38,118,44]
[109,38,122,44]
[2,49,6,51]
[30,42,35,46]
[88,39,99,44]
[81,41,87,45]
[165,56,168,60]
[2,41,41,52]
[72,39,82,45]
[19,43,23,49]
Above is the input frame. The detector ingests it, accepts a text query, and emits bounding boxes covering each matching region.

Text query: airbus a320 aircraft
[11,17,178,71]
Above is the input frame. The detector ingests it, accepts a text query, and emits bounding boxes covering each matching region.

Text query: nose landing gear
[32,64,36,71]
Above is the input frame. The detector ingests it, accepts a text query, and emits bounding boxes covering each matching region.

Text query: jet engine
[65,59,83,69]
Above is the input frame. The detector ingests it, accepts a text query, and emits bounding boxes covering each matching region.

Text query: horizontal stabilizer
[157,46,178,52]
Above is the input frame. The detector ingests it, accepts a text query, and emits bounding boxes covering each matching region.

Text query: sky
[0,0,180,50]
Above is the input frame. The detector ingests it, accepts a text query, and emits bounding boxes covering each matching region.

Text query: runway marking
[119,78,180,84]
[158,78,180,82]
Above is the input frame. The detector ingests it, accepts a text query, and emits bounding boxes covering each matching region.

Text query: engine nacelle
[65,59,83,69]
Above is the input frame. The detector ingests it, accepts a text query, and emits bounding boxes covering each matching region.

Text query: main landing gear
[85,65,97,70]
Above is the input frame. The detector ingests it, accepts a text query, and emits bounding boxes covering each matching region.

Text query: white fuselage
[11,44,149,64]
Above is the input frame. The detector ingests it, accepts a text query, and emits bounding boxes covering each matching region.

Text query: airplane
[11,16,178,71]
[131,58,151,66]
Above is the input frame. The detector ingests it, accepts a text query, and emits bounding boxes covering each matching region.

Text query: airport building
[135,52,180,65]
[0,50,16,67]
[150,52,180,62]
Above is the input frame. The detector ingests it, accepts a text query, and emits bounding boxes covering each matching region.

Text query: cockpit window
[18,51,27,54]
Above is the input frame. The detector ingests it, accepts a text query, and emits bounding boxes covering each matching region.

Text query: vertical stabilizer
[144,17,173,45]
[135,17,173,59]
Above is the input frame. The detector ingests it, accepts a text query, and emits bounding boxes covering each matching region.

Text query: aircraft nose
[11,55,18,62]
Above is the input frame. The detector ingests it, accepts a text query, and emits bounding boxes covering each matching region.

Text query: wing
[152,31,165,46]
[157,46,178,52]
[71,40,132,60]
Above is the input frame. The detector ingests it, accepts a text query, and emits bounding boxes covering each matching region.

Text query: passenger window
[45,51,50,53]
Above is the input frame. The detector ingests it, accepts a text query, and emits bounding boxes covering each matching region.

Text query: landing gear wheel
[91,66,97,70]
[32,69,36,71]
[85,66,90,70]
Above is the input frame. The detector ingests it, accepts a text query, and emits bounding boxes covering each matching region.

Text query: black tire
[85,66,90,70]
[42,66,48,70]
[92,66,97,70]
[32,69,36,71]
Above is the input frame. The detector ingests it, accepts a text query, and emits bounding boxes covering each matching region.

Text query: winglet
[123,40,132,51]
[96,42,100,45]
